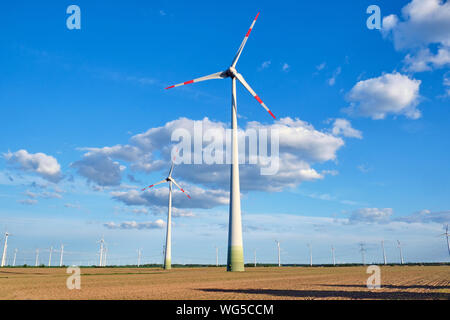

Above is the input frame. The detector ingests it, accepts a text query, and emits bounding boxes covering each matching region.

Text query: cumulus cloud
[328,67,341,86]
[330,119,362,139]
[348,208,394,224]
[104,219,165,230]
[4,150,62,182]
[345,72,421,120]
[381,0,450,72]
[74,117,345,193]
[259,60,271,70]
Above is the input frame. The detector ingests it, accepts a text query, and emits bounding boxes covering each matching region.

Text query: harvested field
[0,266,448,300]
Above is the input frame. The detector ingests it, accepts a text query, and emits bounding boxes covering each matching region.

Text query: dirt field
[0,266,448,300]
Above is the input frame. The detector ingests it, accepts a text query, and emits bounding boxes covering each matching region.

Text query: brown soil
[0,266,448,300]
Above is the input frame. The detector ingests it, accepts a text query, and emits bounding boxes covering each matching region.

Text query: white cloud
[282,63,290,72]
[381,0,450,72]
[316,62,326,71]
[396,209,450,224]
[71,153,125,186]
[104,219,165,230]
[18,199,38,206]
[345,72,421,120]
[348,208,394,224]
[331,118,362,139]
[328,67,341,86]
[259,60,271,70]
[4,150,62,182]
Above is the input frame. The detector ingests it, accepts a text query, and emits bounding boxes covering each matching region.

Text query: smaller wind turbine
[103,247,108,266]
[331,245,336,266]
[307,243,312,267]
[440,224,450,257]
[397,240,404,265]
[142,162,191,270]
[137,249,142,267]
[1,231,10,267]
[35,249,39,267]
[359,243,366,265]
[48,246,53,267]
[254,249,257,267]
[97,236,105,267]
[59,244,64,267]
[381,240,387,265]
[275,240,281,267]
[214,246,219,267]
[13,248,18,267]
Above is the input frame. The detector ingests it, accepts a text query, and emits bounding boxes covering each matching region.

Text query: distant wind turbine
[35,249,39,267]
[254,249,257,267]
[215,246,219,267]
[141,162,190,270]
[13,248,18,267]
[275,240,281,267]
[165,12,276,272]
[440,224,450,257]
[48,246,53,267]
[137,249,142,267]
[397,240,404,265]
[381,240,387,265]
[359,243,366,265]
[59,244,64,267]
[103,247,108,266]
[97,236,105,267]
[1,232,9,267]
[307,243,312,267]
[331,245,336,266]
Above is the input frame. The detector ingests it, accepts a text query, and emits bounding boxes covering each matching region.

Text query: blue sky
[0,0,449,266]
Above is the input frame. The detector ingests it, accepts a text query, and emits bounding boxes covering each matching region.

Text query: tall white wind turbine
[441,224,450,257]
[98,236,105,267]
[215,246,219,267]
[137,249,142,267]
[1,232,9,267]
[165,12,276,272]
[275,240,281,267]
[359,243,366,265]
[397,240,404,265]
[381,240,387,265]
[103,247,108,267]
[141,163,191,270]
[59,244,64,267]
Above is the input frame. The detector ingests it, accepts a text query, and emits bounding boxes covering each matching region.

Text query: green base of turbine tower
[227,246,244,272]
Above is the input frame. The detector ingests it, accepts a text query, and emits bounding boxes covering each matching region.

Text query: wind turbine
[98,236,105,267]
[254,249,257,267]
[440,224,450,257]
[48,246,53,267]
[137,249,142,267]
[214,246,219,267]
[59,244,64,267]
[141,163,191,270]
[103,247,108,267]
[359,243,366,265]
[275,240,281,267]
[165,12,276,272]
[13,248,18,267]
[331,245,336,266]
[1,231,9,267]
[307,243,312,267]
[397,240,404,265]
[381,240,387,265]
[35,249,39,267]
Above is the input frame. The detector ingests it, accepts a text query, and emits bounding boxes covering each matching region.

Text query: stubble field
[0,266,448,300]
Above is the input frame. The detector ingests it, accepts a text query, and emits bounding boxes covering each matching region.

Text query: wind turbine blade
[165,71,226,89]
[170,178,191,199]
[141,179,167,191]
[231,12,260,68]
[168,162,174,177]
[235,72,276,119]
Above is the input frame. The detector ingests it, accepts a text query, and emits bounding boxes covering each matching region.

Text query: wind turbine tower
[381,240,387,265]
[98,237,104,267]
[59,244,64,267]
[48,246,53,267]
[331,245,336,266]
[35,249,39,267]
[1,232,9,267]
[254,250,256,267]
[165,13,276,272]
[307,244,312,267]
[13,248,18,267]
[215,246,218,267]
[137,249,142,267]
[275,240,281,267]
[359,243,366,265]
[141,163,190,270]
[103,247,108,267]
[397,240,404,265]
